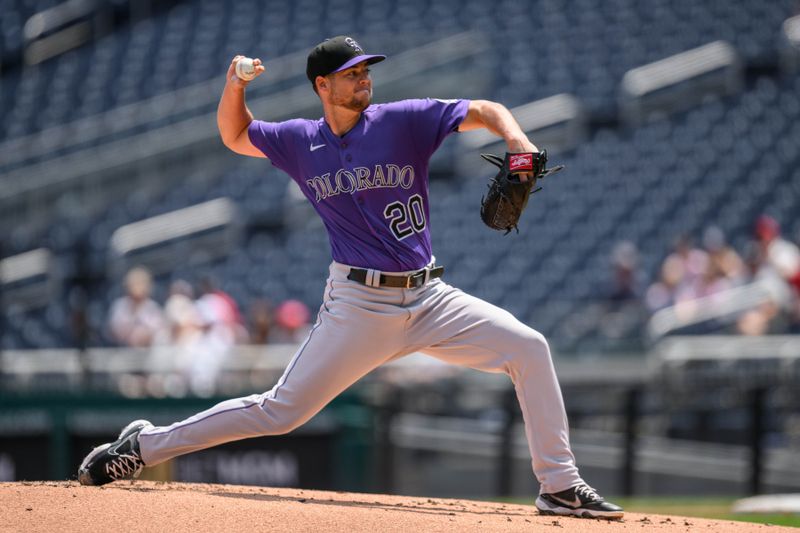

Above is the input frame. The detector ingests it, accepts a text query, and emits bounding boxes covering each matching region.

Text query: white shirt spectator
[109,267,165,347]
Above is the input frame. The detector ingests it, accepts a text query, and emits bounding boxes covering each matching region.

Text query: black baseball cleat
[78,419,153,486]
[535,483,624,519]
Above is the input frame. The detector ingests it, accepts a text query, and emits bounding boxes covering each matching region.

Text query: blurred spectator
[749,215,800,288]
[645,221,800,336]
[702,226,747,287]
[594,241,646,341]
[736,303,783,335]
[161,279,204,360]
[145,279,202,397]
[645,254,682,312]
[180,277,248,395]
[684,226,744,300]
[669,234,710,294]
[608,241,642,304]
[693,259,733,299]
[272,299,312,343]
[248,298,273,344]
[197,277,249,343]
[737,216,800,334]
[161,280,203,344]
[108,266,165,347]
[645,235,709,312]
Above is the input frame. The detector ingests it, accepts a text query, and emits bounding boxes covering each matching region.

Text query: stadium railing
[646,277,794,341]
[620,40,743,127]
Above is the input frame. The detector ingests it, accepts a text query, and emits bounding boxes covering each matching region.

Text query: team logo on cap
[509,154,533,172]
[344,37,363,53]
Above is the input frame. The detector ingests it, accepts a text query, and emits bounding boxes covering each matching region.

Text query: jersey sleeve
[247,119,299,174]
[403,98,470,158]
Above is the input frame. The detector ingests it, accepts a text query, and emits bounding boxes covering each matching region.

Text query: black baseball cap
[306,36,386,83]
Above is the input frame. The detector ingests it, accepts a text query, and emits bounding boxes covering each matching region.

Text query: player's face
[326,62,372,112]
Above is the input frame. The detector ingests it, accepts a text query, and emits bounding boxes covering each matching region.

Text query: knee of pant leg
[260,407,307,435]
[269,416,306,435]
[528,328,551,356]
[509,326,549,354]
[511,327,552,371]
[259,395,313,435]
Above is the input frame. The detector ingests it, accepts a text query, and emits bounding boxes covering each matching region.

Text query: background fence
[2,340,798,498]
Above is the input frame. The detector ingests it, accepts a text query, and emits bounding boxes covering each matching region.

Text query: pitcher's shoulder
[364,100,426,118]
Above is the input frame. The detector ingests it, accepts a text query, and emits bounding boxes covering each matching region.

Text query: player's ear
[316,75,328,92]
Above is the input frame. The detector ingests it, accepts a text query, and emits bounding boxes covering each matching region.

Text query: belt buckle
[406,268,427,289]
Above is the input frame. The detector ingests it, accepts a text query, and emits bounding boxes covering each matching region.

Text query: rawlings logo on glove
[508,153,534,172]
[480,150,564,234]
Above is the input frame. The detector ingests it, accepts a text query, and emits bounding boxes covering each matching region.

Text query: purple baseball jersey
[248,98,470,272]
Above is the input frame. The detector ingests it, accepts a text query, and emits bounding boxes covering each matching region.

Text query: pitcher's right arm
[217,55,267,158]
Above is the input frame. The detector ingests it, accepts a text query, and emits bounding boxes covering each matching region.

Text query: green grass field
[612,497,800,528]
[501,497,800,528]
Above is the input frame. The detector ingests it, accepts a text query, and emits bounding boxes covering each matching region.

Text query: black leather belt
[347,265,444,288]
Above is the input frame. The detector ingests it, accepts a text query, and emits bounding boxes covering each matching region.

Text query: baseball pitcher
[78,35,623,520]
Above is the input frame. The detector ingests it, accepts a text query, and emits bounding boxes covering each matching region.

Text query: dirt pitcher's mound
[0,481,791,532]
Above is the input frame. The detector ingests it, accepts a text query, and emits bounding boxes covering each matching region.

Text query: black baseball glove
[480,150,564,234]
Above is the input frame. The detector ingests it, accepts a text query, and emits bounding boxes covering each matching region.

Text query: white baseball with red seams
[235,57,256,81]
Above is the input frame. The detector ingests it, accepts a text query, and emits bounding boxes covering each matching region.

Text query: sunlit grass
[613,497,800,528]
[496,496,800,527]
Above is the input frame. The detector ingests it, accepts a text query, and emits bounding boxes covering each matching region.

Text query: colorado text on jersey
[305,164,415,202]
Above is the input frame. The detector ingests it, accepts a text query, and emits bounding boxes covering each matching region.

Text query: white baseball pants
[138,261,583,493]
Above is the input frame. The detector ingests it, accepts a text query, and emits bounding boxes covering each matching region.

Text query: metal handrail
[646,277,794,341]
